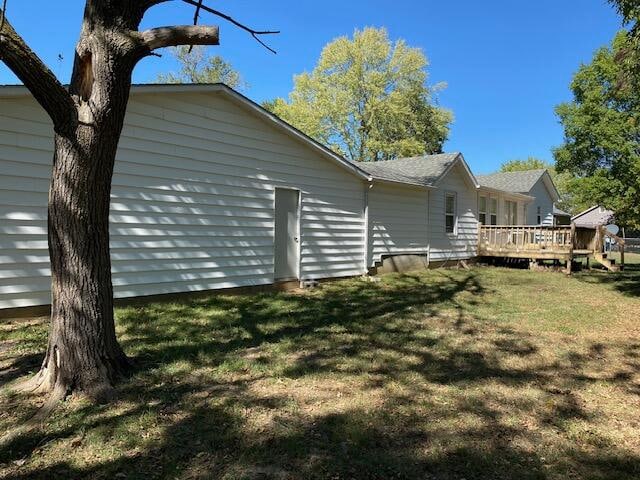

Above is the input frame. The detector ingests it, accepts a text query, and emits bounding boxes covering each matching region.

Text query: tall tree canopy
[554,31,640,228]
[265,27,452,162]
[157,45,246,89]
[608,0,640,90]
[500,158,577,213]
[0,0,275,403]
[500,157,549,172]
[610,0,640,21]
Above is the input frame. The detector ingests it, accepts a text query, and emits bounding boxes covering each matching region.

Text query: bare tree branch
[0,0,8,31]
[192,0,204,25]
[0,11,76,132]
[137,24,219,54]
[180,0,279,53]
[187,0,204,53]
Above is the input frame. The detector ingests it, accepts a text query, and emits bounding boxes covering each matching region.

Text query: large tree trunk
[27,98,134,402]
[30,130,131,400]
[1,0,222,403]
[24,21,138,401]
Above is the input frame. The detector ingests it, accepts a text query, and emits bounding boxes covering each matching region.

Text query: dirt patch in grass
[1,266,640,479]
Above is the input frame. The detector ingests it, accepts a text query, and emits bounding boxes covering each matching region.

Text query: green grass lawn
[1,258,640,480]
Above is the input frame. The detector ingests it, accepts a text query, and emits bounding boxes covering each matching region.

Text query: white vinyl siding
[428,164,477,261]
[526,178,555,226]
[367,183,428,267]
[0,92,366,309]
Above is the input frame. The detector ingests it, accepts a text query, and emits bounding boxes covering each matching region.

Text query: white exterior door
[274,188,300,281]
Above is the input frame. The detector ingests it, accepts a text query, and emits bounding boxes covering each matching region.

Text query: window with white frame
[479,196,487,225]
[445,193,457,234]
[490,198,498,225]
[506,200,518,225]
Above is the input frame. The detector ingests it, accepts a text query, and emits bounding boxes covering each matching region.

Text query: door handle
[294,237,299,243]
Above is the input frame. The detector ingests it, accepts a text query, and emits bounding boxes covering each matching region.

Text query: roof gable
[476,169,546,193]
[572,205,615,226]
[357,153,479,188]
[477,169,560,201]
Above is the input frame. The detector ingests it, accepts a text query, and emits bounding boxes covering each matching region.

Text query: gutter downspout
[426,188,431,268]
[363,178,373,274]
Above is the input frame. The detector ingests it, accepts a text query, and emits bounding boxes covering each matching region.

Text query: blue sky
[0,1,622,173]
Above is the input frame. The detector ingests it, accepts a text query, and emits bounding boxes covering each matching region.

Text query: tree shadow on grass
[575,262,640,298]
[0,353,41,388]
[2,270,640,479]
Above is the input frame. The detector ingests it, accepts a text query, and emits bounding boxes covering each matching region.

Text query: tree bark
[31,130,131,400]
[24,43,138,402]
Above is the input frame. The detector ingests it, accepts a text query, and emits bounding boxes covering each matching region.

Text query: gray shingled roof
[572,205,615,227]
[553,206,571,217]
[476,169,547,194]
[357,153,461,186]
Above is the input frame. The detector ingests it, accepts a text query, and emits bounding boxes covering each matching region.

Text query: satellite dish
[606,224,619,236]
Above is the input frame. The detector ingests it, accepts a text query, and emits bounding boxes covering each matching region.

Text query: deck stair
[594,252,620,272]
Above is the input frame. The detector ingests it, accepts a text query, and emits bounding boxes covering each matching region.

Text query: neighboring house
[0,83,567,314]
[476,169,560,225]
[572,205,615,228]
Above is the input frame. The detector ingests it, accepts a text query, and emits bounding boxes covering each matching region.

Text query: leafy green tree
[265,27,452,162]
[500,158,577,213]
[500,157,549,172]
[554,31,640,229]
[608,1,640,91]
[157,45,246,89]
[610,0,640,20]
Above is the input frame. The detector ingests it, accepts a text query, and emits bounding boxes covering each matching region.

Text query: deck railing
[478,224,624,271]
[478,225,575,257]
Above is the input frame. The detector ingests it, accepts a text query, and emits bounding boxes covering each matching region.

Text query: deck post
[566,223,576,275]
[596,225,604,253]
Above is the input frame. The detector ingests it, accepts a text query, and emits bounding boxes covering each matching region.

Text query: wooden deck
[478,224,626,273]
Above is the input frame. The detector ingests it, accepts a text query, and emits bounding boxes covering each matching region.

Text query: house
[357,153,480,270]
[0,84,373,313]
[475,169,560,225]
[572,205,615,228]
[0,83,568,316]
